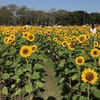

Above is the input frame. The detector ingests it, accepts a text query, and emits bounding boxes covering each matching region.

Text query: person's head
[92,24,95,29]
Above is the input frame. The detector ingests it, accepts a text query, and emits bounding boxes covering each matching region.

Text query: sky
[0,0,100,13]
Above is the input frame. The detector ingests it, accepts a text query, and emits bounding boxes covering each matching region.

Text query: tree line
[0,4,100,26]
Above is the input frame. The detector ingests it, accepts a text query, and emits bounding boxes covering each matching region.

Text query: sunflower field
[0,25,100,100]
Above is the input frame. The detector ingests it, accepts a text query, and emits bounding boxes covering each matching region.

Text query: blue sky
[0,0,100,13]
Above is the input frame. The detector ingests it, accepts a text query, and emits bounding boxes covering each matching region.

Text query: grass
[37,54,62,100]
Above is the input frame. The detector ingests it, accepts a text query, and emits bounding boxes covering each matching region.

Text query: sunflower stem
[26,58,31,84]
[78,66,81,83]
[26,58,28,65]
[87,83,90,100]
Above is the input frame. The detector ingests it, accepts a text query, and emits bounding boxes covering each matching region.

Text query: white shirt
[90,28,96,35]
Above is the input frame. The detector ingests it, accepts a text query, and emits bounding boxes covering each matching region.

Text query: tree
[7,4,19,25]
[0,6,13,25]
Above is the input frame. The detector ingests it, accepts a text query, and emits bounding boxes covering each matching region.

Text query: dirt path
[41,56,62,100]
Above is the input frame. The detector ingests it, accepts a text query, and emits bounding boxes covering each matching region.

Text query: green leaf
[30,53,37,59]
[5,60,12,66]
[43,58,48,63]
[12,75,19,81]
[11,84,15,88]
[68,58,75,63]
[58,51,64,56]
[31,71,40,79]
[93,90,100,99]
[71,74,78,80]
[11,62,19,68]
[78,96,86,100]
[72,83,81,90]
[58,59,66,67]
[10,48,16,54]
[80,83,87,91]
[64,68,70,75]
[84,63,93,68]
[2,52,8,57]
[25,64,32,71]
[34,63,43,69]
[14,88,21,96]
[36,81,44,88]
[2,73,10,79]
[37,55,43,59]
[72,95,79,100]
[59,78,65,83]
[2,86,8,95]
[25,83,33,93]
[70,68,78,73]
[90,86,97,92]
[17,69,23,75]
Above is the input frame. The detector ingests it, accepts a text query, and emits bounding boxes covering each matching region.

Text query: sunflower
[53,37,58,42]
[47,36,51,41]
[22,31,30,38]
[93,41,99,47]
[90,48,99,58]
[86,34,90,40]
[62,41,68,47]
[10,34,16,40]
[31,44,37,52]
[77,35,87,43]
[75,56,85,66]
[20,46,32,58]
[82,41,88,46]
[27,34,35,42]
[81,68,98,84]
[63,36,68,40]
[57,40,61,45]
[67,43,75,51]
[4,37,9,44]
[8,38,16,45]
[71,36,77,41]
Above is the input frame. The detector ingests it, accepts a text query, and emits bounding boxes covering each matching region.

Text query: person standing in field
[90,24,97,36]
[90,24,97,42]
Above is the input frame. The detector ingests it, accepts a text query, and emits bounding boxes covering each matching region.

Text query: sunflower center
[80,37,84,41]
[23,49,29,54]
[29,35,33,39]
[85,72,94,81]
[77,58,82,63]
[93,51,98,55]
[70,44,74,48]
[63,42,66,45]
[32,47,35,50]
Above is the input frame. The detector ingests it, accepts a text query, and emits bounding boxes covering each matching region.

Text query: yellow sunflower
[47,36,51,41]
[81,68,98,84]
[57,40,61,45]
[62,41,68,47]
[90,48,99,58]
[31,44,37,52]
[10,34,16,40]
[86,34,90,40]
[82,41,88,46]
[93,41,99,47]
[27,34,35,42]
[22,31,30,38]
[67,43,75,51]
[20,46,32,58]
[77,35,87,43]
[53,37,58,42]
[75,56,85,66]
[4,37,9,44]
